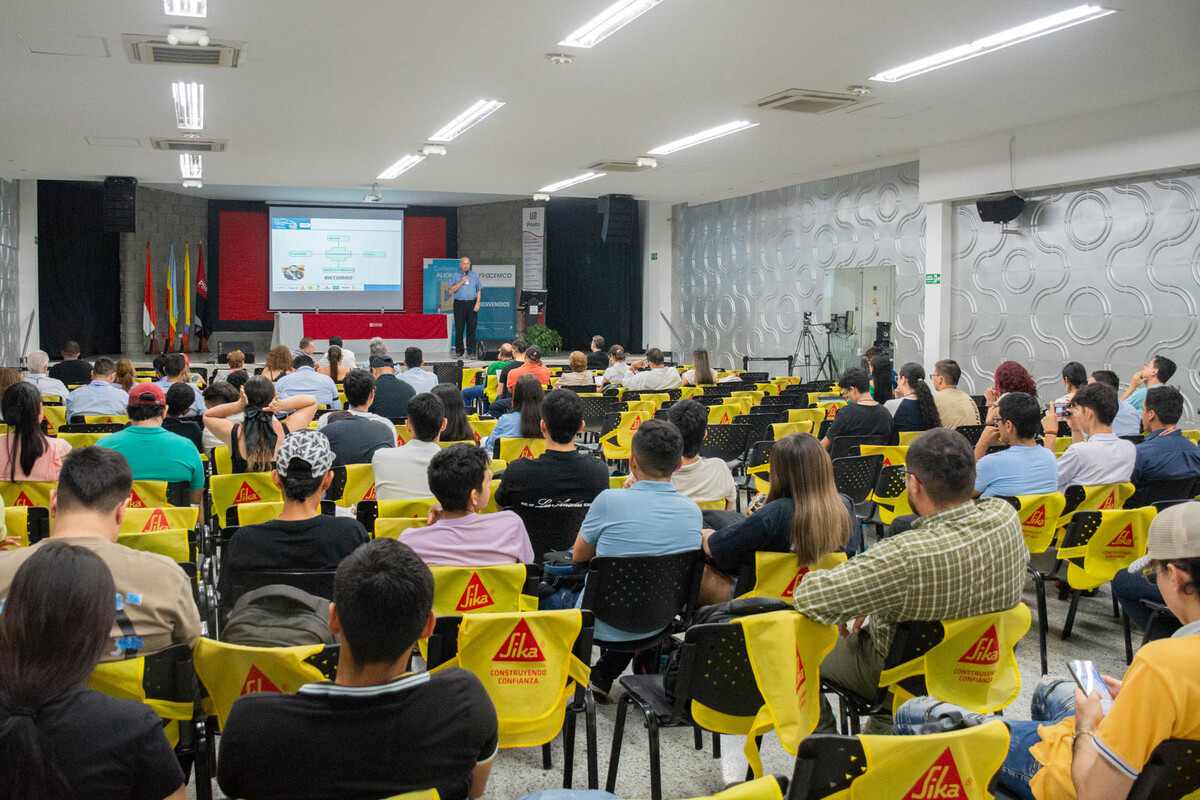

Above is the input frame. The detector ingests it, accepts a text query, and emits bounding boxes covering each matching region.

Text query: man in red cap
[97,382,205,503]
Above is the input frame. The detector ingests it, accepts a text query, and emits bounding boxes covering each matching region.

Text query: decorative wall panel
[674,163,924,375]
[950,170,1200,418]
[0,180,19,366]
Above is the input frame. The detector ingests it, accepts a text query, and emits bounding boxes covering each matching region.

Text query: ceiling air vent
[123,34,243,67]
[756,89,862,114]
[588,160,651,173]
[151,137,227,153]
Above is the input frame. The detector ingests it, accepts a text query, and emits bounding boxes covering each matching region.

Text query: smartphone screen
[1067,659,1114,712]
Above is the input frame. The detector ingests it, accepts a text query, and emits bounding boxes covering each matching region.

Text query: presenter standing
[450,256,482,358]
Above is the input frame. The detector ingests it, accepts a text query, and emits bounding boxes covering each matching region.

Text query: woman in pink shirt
[0,383,72,482]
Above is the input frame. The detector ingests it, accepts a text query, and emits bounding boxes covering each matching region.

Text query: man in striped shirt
[793,427,1027,733]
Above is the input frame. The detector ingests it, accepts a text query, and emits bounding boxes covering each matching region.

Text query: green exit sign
[925,273,942,285]
[650,252,659,261]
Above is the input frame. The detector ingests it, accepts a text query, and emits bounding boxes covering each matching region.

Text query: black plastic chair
[18,506,52,545]
[828,434,889,461]
[955,424,986,446]
[700,423,752,471]
[513,503,594,563]
[739,440,775,509]
[832,454,884,520]
[693,395,727,407]
[1120,434,1146,445]
[1126,476,1199,509]
[1121,598,1181,664]
[735,411,786,453]
[1128,739,1200,799]
[817,419,833,440]
[222,569,337,631]
[1056,511,1126,641]
[60,421,127,432]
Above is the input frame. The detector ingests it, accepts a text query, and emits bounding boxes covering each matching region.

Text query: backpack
[222,584,336,647]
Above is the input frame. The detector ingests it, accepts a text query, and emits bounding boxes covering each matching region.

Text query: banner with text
[423,258,516,344]
[522,207,545,291]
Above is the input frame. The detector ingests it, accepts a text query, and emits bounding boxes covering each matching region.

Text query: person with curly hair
[984,360,1039,425]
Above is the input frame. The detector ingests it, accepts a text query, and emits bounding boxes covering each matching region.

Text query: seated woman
[701,433,858,602]
[316,344,350,383]
[890,362,942,433]
[0,382,72,482]
[261,344,293,383]
[432,383,479,444]
[600,345,629,389]
[114,358,137,392]
[681,349,742,386]
[217,348,249,385]
[482,375,543,455]
[202,375,317,472]
[985,359,1039,425]
[557,351,597,388]
[0,541,186,799]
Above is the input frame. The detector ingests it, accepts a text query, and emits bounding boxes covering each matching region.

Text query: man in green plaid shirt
[794,427,1028,732]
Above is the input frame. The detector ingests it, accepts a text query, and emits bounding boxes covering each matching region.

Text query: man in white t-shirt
[372,393,446,500]
[621,348,681,391]
[657,399,737,509]
[397,347,438,395]
[1043,381,1135,491]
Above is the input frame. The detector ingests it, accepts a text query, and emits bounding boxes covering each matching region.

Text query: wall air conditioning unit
[755,88,863,114]
[151,137,227,153]
[123,33,243,67]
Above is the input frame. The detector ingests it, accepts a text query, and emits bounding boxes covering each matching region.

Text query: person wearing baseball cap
[219,430,368,602]
[368,354,415,421]
[97,382,205,502]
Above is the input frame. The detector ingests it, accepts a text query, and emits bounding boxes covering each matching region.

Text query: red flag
[194,242,208,342]
[142,242,157,343]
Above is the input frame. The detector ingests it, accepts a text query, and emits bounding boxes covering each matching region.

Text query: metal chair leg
[585,690,598,790]
[692,724,702,750]
[562,702,576,788]
[542,742,552,770]
[646,710,663,800]
[605,694,630,793]
[1122,612,1134,665]
[1031,569,1049,675]
[1111,590,1121,619]
[712,730,720,759]
[1062,590,1082,640]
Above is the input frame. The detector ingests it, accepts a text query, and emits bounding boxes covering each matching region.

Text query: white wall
[640,200,673,352]
[17,178,37,353]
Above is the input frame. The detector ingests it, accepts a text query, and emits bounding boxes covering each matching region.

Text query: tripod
[792,318,838,382]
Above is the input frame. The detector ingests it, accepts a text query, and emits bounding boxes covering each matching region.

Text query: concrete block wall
[456,200,526,289]
[118,186,209,356]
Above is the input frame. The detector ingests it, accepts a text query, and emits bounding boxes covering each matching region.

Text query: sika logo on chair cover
[193,638,331,727]
[737,551,847,600]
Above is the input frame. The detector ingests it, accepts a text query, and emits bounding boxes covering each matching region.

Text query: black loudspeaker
[431,362,463,387]
[102,177,138,233]
[976,195,1025,224]
[217,340,256,364]
[477,339,505,361]
[598,194,636,245]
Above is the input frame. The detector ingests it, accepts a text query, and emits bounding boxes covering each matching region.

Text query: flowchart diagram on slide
[271,216,404,292]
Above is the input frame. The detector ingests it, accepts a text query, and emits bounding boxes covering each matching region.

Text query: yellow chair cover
[431,564,536,617]
[697,499,726,511]
[395,425,412,446]
[770,421,813,440]
[498,437,547,463]
[489,458,508,475]
[336,463,376,508]
[232,501,284,526]
[679,386,702,399]
[480,478,503,513]
[378,497,438,519]
[42,405,66,435]
[1011,493,1067,554]
[192,638,329,727]
[58,431,112,448]
[609,475,628,490]
[737,551,847,600]
[384,791,440,800]
[128,480,170,509]
[210,472,282,522]
[211,444,233,475]
[819,400,847,420]
[3,506,30,546]
[89,656,194,746]
[708,404,739,425]
[461,367,482,391]
[682,776,782,800]
[897,430,926,446]
[83,414,129,425]
[483,373,500,404]
[117,529,190,563]
[754,383,780,397]
[1056,482,1136,538]
[1058,507,1156,587]
[0,480,55,508]
[121,506,199,533]
[600,410,651,461]
[374,516,426,539]
[858,444,909,468]
[469,416,499,440]
[787,408,825,429]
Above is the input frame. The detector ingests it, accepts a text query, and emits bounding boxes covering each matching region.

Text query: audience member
[317,344,351,383]
[888,362,941,432]
[558,351,596,387]
[658,399,737,509]
[297,337,317,359]
[201,380,241,451]
[219,349,249,384]
[601,345,628,388]
[162,382,205,452]
[65,357,127,419]
[220,431,368,599]
[1131,386,1200,484]
[1054,360,1088,406]
[680,349,716,386]
[48,339,93,386]
[974,392,1058,497]
[1090,369,1142,437]
[263,344,294,382]
[152,354,167,380]
[114,357,137,391]
[704,433,856,601]
[464,343,514,410]
[203,376,318,473]
[403,445,534,566]
[794,428,1026,732]
[0,446,201,658]
[323,335,357,370]
[373,393,446,500]
[98,383,205,501]
[570,420,702,695]
[992,359,1039,398]
[483,375,543,454]
[822,366,893,449]
[217,539,497,800]
[0,382,72,481]
[506,345,552,392]
[22,350,70,398]
[0,367,20,397]
[276,353,340,409]
[895,500,1200,800]
[154,353,206,416]
[931,358,981,428]
[398,347,438,395]
[1043,382,1136,491]
[368,336,388,360]
[492,339,529,411]
[369,355,416,420]
[432,383,479,444]
[587,335,609,370]
[0,541,187,800]
[869,355,894,404]
[622,347,681,391]
[1124,353,1177,410]
[320,370,396,467]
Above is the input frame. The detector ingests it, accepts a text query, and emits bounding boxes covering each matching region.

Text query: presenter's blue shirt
[974,443,1058,498]
[452,270,482,302]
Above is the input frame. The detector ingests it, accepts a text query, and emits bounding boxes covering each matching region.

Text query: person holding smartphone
[893,501,1200,799]
[450,257,482,358]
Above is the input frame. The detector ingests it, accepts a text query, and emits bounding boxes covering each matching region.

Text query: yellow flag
[183,241,191,335]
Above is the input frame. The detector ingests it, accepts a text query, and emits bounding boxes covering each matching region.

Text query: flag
[182,241,192,350]
[194,242,209,340]
[167,243,177,350]
[142,242,157,338]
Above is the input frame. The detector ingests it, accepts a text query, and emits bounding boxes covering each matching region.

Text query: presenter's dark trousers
[453,299,478,357]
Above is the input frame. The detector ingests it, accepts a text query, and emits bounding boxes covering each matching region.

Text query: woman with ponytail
[0,382,72,481]
[890,362,942,433]
[317,344,350,383]
[0,541,186,799]
[203,375,318,472]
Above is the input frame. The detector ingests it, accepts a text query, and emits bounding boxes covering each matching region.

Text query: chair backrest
[117,528,192,563]
[192,638,339,726]
[210,471,282,525]
[675,622,766,720]
[581,550,703,638]
[1127,476,1200,509]
[736,551,848,599]
[324,463,377,508]
[997,492,1067,554]
[226,569,337,610]
[378,496,438,520]
[120,505,200,533]
[954,424,986,446]
[771,420,814,440]
[871,464,912,525]
[128,479,191,509]
[89,642,198,732]
[229,501,285,526]
[1128,739,1200,800]
[0,480,55,509]
[700,423,752,463]
[1059,507,1157,587]
[829,435,889,461]
[831,454,884,505]
[858,444,909,468]
[41,404,66,435]
[374,516,426,539]
[3,506,50,547]
[511,502,593,562]
[497,437,548,462]
[896,430,925,446]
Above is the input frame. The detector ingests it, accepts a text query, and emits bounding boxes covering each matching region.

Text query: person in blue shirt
[1123,353,1177,411]
[65,357,128,420]
[972,391,1058,498]
[449,257,482,358]
[1132,386,1200,484]
[153,353,205,417]
[569,419,702,696]
[482,375,542,456]
[1090,370,1142,438]
[275,353,340,409]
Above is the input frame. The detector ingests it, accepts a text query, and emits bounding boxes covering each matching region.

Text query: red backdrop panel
[404,215,447,312]
[218,209,271,321]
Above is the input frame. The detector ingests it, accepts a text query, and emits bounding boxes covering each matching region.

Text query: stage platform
[94,351,613,372]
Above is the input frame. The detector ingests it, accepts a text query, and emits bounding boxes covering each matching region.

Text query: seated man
[1123,353,1177,411]
[372,393,446,500]
[821,366,892,450]
[65,357,128,419]
[403,445,533,566]
[219,431,369,601]
[569,420,702,695]
[620,347,681,391]
[895,501,1200,800]
[48,339,93,386]
[97,383,205,503]
[490,339,528,416]
[661,399,737,510]
[1091,370,1142,437]
[505,346,551,392]
[217,538,498,800]
[397,347,438,395]
[587,335,609,370]
[320,369,396,467]
[973,391,1058,497]
[1042,382,1136,491]
[1131,385,1200,484]
[368,355,416,420]
[276,353,340,409]
[463,343,514,411]
[793,428,1026,732]
[931,358,981,429]
[22,349,70,398]
[162,382,205,453]
[0,446,201,659]
[154,352,206,416]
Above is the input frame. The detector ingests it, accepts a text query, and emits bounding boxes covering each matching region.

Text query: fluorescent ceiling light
[172,81,204,131]
[428,100,505,143]
[164,0,206,17]
[376,154,426,180]
[537,172,606,193]
[647,120,758,156]
[870,5,1116,83]
[179,153,202,179]
[182,179,203,188]
[559,0,664,48]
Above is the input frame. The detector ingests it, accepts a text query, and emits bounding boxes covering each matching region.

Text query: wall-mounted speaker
[102,176,138,233]
[976,195,1025,224]
[598,194,636,245]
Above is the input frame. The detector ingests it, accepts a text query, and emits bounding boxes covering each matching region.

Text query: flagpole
[182,241,192,353]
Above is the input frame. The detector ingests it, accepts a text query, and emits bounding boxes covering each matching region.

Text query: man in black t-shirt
[217,538,498,800]
[320,369,395,466]
[368,355,416,421]
[586,335,609,370]
[496,389,609,559]
[822,366,893,450]
[219,431,369,601]
[49,339,94,385]
[490,338,528,416]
